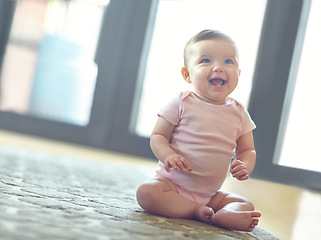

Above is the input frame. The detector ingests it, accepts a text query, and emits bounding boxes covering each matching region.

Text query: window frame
[0,0,16,77]
[107,0,158,158]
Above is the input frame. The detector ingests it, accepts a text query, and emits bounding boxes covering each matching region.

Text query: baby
[136,29,261,232]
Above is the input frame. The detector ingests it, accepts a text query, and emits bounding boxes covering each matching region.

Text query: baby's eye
[200,58,211,64]
[224,59,233,64]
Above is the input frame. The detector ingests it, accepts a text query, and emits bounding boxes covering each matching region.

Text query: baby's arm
[230,131,256,181]
[150,117,192,172]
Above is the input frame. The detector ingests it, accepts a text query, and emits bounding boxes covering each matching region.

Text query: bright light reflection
[279,0,321,172]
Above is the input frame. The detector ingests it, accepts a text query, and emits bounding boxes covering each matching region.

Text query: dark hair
[183,29,235,67]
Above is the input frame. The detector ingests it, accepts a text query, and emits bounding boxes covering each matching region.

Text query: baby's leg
[136,178,213,223]
[207,191,261,232]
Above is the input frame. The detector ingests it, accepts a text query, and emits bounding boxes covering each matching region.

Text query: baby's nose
[213,64,223,72]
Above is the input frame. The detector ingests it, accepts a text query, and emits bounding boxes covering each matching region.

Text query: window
[277,0,321,173]
[0,0,107,126]
[249,0,321,190]
[0,0,154,149]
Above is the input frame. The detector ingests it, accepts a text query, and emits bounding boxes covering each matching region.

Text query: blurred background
[0,1,321,239]
[0,0,320,192]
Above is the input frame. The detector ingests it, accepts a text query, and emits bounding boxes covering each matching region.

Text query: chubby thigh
[151,177,179,193]
[154,174,213,205]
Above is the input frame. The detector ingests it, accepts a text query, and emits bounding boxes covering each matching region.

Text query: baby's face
[182,38,240,105]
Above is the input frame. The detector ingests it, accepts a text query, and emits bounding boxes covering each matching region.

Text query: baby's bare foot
[193,205,214,224]
[211,209,261,232]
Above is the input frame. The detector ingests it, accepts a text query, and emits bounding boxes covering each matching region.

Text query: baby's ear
[181,67,191,83]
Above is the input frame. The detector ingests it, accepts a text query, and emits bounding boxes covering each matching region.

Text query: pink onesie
[155,91,256,205]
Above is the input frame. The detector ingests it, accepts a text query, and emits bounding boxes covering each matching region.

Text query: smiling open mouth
[210,79,226,87]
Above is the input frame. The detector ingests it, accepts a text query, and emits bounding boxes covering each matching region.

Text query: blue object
[29,34,97,125]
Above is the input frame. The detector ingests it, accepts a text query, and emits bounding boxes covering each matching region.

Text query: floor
[0,143,276,240]
[0,130,320,240]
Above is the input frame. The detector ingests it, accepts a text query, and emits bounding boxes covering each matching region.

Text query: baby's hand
[164,154,192,172]
[230,160,249,181]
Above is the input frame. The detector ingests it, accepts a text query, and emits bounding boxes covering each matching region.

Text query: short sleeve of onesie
[158,92,189,126]
[240,108,256,136]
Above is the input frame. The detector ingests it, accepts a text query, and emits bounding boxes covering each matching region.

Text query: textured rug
[0,146,279,240]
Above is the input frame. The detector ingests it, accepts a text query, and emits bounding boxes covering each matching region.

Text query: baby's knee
[136,184,149,203]
[136,183,157,209]
[241,199,255,210]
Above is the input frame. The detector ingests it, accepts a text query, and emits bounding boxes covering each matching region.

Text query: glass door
[0,0,108,126]
[248,0,321,190]
[0,0,159,150]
